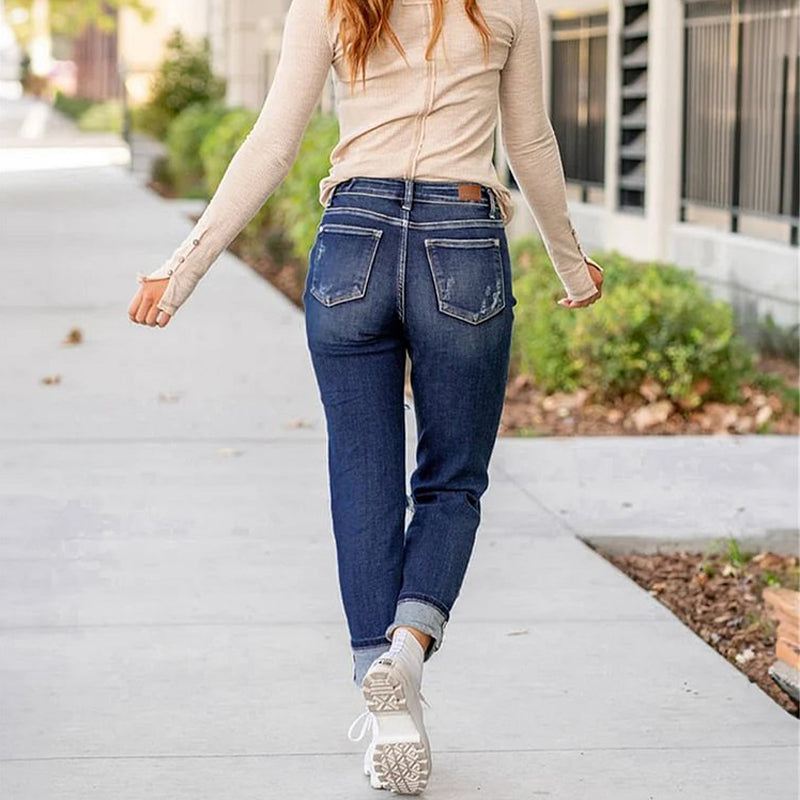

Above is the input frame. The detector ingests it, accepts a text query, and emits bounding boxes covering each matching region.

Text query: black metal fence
[549,13,608,201]
[682,0,800,244]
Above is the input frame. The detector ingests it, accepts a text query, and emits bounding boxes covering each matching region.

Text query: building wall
[207,0,335,112]
[207,0,286,109]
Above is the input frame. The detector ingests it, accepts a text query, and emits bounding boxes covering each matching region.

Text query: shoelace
[346,691,432,742]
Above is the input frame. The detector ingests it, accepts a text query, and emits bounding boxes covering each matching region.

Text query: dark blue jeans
[302,176,516,687]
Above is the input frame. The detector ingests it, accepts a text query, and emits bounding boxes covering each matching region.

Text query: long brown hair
[327,0,494,93]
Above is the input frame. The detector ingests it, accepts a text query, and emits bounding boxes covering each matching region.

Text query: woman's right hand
[558,257,604,309]
[128,277,173,328]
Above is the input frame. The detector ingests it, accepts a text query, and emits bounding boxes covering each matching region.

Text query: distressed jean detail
[303,176,516,688]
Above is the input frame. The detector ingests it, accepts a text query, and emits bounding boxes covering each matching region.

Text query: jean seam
[322,206,505,230]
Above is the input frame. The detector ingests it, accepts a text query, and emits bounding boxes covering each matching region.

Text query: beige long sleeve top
[137,0,599,316]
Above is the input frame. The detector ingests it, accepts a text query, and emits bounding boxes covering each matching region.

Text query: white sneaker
[347,709,388,790]
[360,653,433,795]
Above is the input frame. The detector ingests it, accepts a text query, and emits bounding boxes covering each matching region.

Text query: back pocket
[309,223,383,307]
[424,236,506,324]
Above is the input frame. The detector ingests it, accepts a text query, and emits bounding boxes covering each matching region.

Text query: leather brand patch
[458,183,482,201]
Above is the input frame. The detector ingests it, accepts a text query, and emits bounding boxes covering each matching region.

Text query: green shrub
[165,101,227,197]
[509,237,585,392]
[509,239,756,406]
[136,30,225,140]
[53,90,95,121]
[130,103,156,135]
[77,100,123,133]
[53,92,122,133]
[269,111,340,261]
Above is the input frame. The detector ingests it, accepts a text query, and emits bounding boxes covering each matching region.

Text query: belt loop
[487,186,497,218]
[402,178,414,211]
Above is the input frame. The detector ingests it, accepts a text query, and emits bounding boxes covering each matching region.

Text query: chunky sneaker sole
[361,656,431,795]
[365,732,388,790]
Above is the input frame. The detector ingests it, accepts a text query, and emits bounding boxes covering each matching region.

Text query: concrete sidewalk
[0,100,797,799]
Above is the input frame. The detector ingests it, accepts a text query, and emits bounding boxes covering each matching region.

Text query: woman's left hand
[558,257,604,309]
[128,277,173,328]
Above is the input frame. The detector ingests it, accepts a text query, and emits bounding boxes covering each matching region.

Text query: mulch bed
[498,370,799,437]
[590,546,799,716]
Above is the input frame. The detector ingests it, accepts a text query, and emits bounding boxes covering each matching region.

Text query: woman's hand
[557,257,604,309]
[128,278,173,328]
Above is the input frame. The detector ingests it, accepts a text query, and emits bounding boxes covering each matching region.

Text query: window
[549,12,608,198]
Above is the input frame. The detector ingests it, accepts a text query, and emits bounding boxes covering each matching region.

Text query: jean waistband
[331,176,498,215]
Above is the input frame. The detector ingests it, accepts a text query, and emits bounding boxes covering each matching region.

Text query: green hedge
[509,238,755,407]
[53,90,95,121]
[166,102,228,197]
[53,92,123,133]
[77,100,123,133]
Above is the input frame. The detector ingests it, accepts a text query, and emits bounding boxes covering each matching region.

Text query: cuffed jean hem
[352,642,391,688]
[384,597,449,663]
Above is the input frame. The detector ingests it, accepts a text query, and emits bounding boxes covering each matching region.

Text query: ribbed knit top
[137,0,599,315]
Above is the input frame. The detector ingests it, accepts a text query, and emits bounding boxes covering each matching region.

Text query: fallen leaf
[62,327,83,345]
[286,418,312,429]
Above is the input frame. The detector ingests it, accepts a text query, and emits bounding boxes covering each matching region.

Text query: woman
[128,0,604,792]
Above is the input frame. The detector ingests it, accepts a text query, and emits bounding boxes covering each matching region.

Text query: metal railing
[681,0,799,245]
